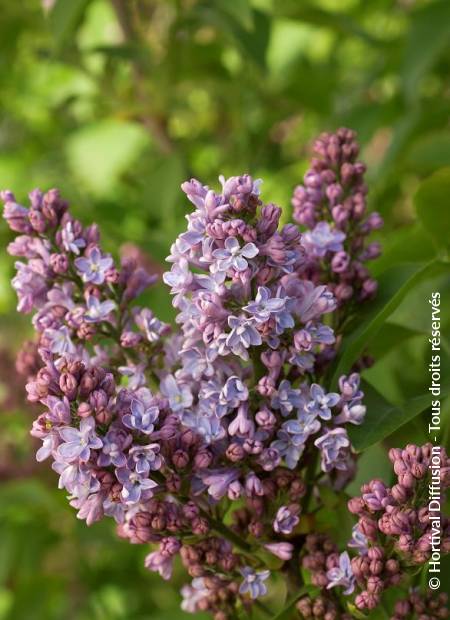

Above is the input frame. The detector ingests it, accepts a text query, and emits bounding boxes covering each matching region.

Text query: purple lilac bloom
[264,542,294,560]
[122,398,159,435]
[199,469,240,500]
[57,417,102,462]
[271,380,303,417]
[36,432,59,462]
[84,295,116,323]
[212,236,258,273]
[61,221,86,254]
[74,247,113,285]
[326,551,355,595]
[334,401,366,425]
[116,467,158,503]
[12,262,48,312]
[302,222,346,258]
[97,428,131,468]
[181,578,209,613]
[225,315,262,359]
[118,362,147,391]
[244,286,294,327]
[314,428,351,472]
[160,374,193,413]
[306,383,340,420]
[145,550,174,580]
[273,506,300,535]
[192,414,226,444]
[128,443,163,474]
[219,375,249,412]
[270,433,302,470]
[135,308,169,342]
[348,524,369,555]
[239,567,270,599]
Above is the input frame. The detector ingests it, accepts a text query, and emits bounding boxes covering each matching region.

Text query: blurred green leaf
[331,261,449,386]
[349,379,450,451]
[65,119,149,196]
[49,0,92,49]
[402,0,450,100]
[406,132,450,173]
[273,0,382,45]
[215,0,254,31]
[414,167,450,250]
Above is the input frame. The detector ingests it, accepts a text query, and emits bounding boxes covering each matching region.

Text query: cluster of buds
[390,590,449,620]
[296,595,352,620]
[347,444,450,610]
[291,128,383,307]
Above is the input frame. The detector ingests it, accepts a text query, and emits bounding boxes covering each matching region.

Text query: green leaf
[348,379,450,452]
[402,0,450,100]
[406,132,450,173]
[49,0,92,49]
[215,0,254,31]
[414,167,450,250]
[367,323,421,360]
[330,260,448,387]
[199,5,270,69]
[65,119,149,196]
[273,0,382,46]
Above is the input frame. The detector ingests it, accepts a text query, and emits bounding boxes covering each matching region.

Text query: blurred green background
[0,0,449,618]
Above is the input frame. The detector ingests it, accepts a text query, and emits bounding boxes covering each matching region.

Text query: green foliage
[348,379,450,452]
[0,0,449,616]
[414,167,450,251]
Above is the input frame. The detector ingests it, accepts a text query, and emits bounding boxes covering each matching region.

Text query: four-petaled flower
[123,398,159,435]
[225,316,261,360]
[128,443,163,474]
[239,567,270,599]
[212,236,258,272]
[75,247,113,285]
[116,467,158,504]
[61,221,86,254]
[307,383,340,420]
[57,417,103,463]
[326,551,355,595]
[84,295,116,323]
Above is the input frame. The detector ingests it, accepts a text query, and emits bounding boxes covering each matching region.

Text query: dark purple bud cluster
[296,594,352,620]
[390,590,449,620]
[291,128,383,306]
[347,444,450,610]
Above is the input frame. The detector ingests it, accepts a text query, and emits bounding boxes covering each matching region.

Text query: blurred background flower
[0,0,449,618]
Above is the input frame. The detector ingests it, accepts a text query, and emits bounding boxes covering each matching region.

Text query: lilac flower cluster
[291,128,383,308]
[347,444,450,610]
[6,130,443,620]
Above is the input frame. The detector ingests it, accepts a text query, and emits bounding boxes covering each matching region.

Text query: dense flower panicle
[291,128,383,307]
[3,129,446,620]
[346,443,450,610]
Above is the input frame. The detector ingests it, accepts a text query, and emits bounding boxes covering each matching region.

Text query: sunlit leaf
[348,379,450,452]
[330,261,449,386]
[65,119,149,196]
